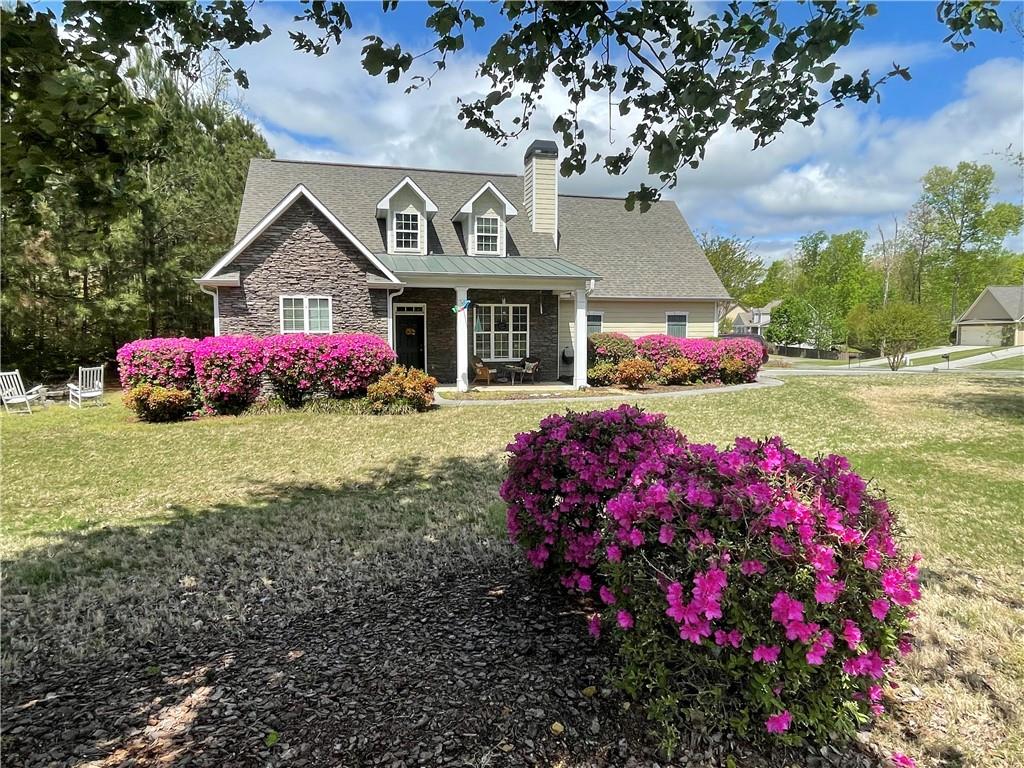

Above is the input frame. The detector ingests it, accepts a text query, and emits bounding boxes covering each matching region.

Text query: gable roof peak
[375,175,439,218]
[454,181,519,220]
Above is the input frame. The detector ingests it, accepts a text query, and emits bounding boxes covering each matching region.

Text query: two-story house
[196,141,730,390]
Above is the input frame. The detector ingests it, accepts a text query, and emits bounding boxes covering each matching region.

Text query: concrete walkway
[768,366,1023,377]
[945,345,1024,369]
[434,376,785,407]
[842,344,986,368]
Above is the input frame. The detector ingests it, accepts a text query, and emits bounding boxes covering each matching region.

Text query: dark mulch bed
[2,555,880,768]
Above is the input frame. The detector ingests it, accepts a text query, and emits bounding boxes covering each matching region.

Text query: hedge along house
[196,141,729,391]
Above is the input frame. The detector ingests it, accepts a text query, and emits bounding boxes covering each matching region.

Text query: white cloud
[225,12,1024,264]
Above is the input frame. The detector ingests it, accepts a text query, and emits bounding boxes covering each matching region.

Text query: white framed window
[474,215,499,254]
[474,304,528,360]
[666,312,688,338]
[280,296,332,333]
[586,312,603,336]
[394,211,419,251]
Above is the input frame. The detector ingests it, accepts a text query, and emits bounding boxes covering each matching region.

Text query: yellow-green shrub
[366,365,438,413]
[123,384,194,422]
[613,358,656,389]
[659,357,699,385]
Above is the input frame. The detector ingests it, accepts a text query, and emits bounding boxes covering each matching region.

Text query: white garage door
[959,324,1003,345]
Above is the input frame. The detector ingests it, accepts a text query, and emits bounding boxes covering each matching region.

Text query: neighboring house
[955,285,1024,346]
[732,300,781,336]
[196,141,730,390]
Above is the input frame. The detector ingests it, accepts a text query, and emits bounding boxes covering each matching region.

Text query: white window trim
[585,311,604,336]
[473,214,502,256]
[279,295,333,334]
[393,211,421,253]
[665,311,689,338]
[473,303,530,361]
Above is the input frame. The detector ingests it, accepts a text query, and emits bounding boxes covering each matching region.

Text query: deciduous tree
[1,1,1008,215]
[865,303,939,370]
[699,233,765,307]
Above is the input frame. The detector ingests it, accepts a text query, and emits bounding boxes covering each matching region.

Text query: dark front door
[395,314,426,369]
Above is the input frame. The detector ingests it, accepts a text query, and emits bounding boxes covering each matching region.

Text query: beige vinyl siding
[557,299,719,373]
[526,155,557,234]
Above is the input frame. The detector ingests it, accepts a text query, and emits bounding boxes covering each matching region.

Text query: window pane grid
[475,216,499,253]
[395,212,419,250]
[281,296,331,334]
[308,298,330,332]
[586,313,602,336]
[474,304,528,360]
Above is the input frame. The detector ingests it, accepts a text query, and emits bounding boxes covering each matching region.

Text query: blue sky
[221,1,1024,263]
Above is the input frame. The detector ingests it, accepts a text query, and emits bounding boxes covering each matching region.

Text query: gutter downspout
[386,285,405,350]
[199,285,219,336]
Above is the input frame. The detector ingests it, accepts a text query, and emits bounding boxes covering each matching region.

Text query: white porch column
[455,287,470,392]
[574,287,589,388]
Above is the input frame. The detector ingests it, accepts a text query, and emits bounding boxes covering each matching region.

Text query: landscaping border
[435,376,785,407]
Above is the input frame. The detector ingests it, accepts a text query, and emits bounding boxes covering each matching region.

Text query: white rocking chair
[1,370,45,414]
[69,365,105,408]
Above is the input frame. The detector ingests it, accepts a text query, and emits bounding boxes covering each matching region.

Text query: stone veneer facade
[216,199,390,337]
[214,198,560,382]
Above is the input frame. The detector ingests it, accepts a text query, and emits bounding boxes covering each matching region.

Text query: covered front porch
[377,253,598,392]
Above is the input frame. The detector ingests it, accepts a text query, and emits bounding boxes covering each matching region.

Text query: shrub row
[502,405,920,752]
[117,333,398,419]
[587,334,763,388]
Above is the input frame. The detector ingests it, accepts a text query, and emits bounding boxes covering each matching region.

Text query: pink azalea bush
[262,333,395,406]
[116,337,198,391]
[194,335,266,415]
[503,406,920,748]
[635,335,763,383]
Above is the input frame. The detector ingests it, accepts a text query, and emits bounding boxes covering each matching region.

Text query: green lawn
[966,353,1024,371]
[3,376,1023,766]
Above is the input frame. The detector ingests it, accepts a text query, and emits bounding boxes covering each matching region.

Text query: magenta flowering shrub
[193,335,266,415]
[318,333,396,398]
[501,405,685,578]
[116,337,198,391]
[503,409,920,748]
[262,333,395,406]
[636,335,762,383]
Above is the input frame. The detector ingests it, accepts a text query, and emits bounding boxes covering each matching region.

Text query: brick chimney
[523,140,558,240]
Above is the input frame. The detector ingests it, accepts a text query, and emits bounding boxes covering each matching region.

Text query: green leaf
[264,730,280,747]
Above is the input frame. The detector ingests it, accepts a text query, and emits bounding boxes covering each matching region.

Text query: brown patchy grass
[2,375,1022,767]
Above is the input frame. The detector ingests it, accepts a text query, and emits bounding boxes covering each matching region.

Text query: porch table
[503,364,526,385]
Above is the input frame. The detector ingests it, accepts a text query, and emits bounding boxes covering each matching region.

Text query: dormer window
[454,181,518,258]
[475,216,499,253]
[395,212,420,251]
[376,176,436,255]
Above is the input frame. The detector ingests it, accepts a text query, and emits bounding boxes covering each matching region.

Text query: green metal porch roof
[376,253,599,280]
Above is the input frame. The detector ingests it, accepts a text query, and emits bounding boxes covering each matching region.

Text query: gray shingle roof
[232,158,729,300]
[987,286,1024,319]
[378,253,598,280]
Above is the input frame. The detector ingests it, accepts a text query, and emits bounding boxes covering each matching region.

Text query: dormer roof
[454,181,518,220]
[375,176,438,218]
